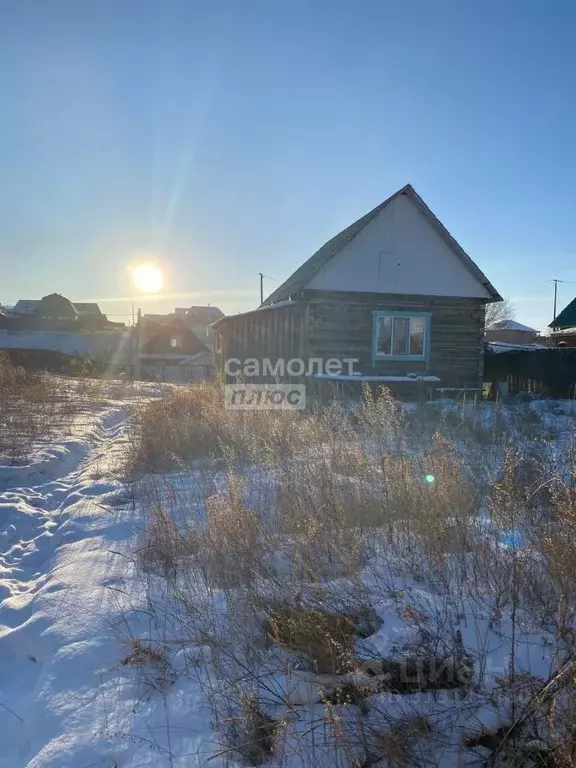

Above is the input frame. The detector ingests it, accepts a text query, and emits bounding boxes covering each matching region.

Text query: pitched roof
[186,306,224,324]
[550,297,576,329]
[263,184,502,305]
[74,302,103,316]
[492,320,537,332]
[11,300,39,314]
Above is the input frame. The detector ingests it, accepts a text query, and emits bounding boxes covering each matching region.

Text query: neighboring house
[0,294,130,374]
[37,293,79,322]
[549,297,576,347]
[213,184,502,391]
[138,309,218,382]
[485,320,540,345]
[3,294,116,330]
[173,305,224,348]
[73,302,108,326]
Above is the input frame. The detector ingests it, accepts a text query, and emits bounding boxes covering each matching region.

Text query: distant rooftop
[145,306,224,325]
[492,320,537,333]
[10,298,104,317]
[11,300,39,314]
[74,302,103,316]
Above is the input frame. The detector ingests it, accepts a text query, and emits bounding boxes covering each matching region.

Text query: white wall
[141,363,211,383]
[0,330,133,362]
[307,194,492,299]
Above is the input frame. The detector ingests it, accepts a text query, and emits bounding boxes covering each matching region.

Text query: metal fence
[484,348,576,398]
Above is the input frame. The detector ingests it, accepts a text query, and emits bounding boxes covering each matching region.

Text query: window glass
[409,317,425,356]
[392,317,409,355]
[374,314,428,358]
[377,316,392,355]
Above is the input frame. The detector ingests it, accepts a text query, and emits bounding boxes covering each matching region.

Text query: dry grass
[124,384,576,767]
[265,609,358,675]
[121,638,166,668]
[0,353,144,467]
[125,384,303,472]
[0,352,78,464]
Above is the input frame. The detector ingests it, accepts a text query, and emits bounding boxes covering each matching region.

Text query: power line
[256,273,280,304]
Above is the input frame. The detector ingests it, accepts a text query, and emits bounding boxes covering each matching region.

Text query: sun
[132,263,163,294]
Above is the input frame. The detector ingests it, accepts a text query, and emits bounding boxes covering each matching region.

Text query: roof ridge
[262,184,501,305]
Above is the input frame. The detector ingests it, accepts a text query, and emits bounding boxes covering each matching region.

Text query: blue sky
[1,0,575,329]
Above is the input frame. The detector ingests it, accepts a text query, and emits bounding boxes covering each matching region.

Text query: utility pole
[550,278,576,327]
[553,278,559,323]
[133,308,142,381]
[258,272,264,304]
[552,278,558,320]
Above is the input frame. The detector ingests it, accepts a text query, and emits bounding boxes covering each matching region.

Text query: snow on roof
[211,300,296,328]
[11,300,39,314]
[492,320,537,332]
[487,341,547,353]
[253,299,296,311]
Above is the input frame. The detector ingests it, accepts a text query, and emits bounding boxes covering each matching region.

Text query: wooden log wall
[214,305,305,382]
[305,290,485,389]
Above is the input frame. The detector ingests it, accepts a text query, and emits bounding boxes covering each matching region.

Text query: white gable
[306,194,492,299]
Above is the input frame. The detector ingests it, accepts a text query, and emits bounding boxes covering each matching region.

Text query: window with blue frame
[372,311,431,361]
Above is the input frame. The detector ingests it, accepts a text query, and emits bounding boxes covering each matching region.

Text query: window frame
[372,310,431,363]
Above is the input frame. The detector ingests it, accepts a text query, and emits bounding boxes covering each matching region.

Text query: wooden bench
[309,373,441,403]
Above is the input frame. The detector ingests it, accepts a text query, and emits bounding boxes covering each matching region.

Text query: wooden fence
[484,348,576,398]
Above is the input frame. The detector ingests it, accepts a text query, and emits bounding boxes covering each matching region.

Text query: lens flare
[501,530,524,549]
[131,263,163,294]
[424,474,436,484]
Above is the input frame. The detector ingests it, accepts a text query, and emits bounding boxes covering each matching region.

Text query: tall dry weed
[0,352,77,464]
[125,386,576,767]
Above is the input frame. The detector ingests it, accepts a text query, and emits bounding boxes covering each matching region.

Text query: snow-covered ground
[0,381,207,767]
[1,388,575,767]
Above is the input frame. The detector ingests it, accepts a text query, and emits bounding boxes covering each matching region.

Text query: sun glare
[132,263,163,294]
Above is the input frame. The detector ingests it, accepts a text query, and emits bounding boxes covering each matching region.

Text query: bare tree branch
[485,298,515,329]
